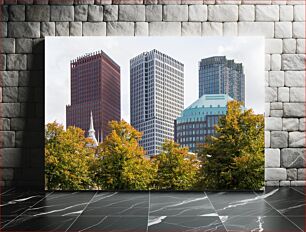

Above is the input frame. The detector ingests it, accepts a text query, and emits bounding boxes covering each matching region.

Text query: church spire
[87,111,98,147]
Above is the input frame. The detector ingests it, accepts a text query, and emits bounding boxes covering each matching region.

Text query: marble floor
[1,187,305,231]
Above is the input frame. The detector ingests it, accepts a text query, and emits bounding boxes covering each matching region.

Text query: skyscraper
[66,50,120,141]
[174,94,233,152]
[199,56,245,105]
[130,49,184,156]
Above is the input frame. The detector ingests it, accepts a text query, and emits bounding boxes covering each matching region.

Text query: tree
[93,120,156,190]
[152,140,201,190]
[198,100,264,190]
[45,122,96,190]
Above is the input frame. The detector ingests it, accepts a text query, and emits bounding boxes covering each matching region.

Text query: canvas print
[45,37,265,191]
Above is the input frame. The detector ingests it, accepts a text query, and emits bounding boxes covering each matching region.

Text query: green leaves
[45,122,96,190]
[198,100,265,190]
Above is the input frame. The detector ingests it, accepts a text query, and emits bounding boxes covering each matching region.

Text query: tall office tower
[199,56,245,105]
[66,50,120,142]
[130,49,184,156]
[174,94,233,152]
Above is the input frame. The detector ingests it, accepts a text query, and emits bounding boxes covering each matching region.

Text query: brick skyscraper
[66,50,120,142]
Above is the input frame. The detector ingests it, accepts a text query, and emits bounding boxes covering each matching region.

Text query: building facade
[174,94,233,152]
[66,50,120,141]
[130,49,184,156]
[199,56,245,105]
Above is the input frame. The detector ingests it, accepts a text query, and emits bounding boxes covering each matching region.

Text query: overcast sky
[45,36,264,127]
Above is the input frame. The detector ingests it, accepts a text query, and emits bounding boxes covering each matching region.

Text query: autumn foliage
[45,101,264,190]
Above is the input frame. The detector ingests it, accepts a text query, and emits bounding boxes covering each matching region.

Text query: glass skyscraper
[199,56,245,105]
[130,49,184,156]
[174,94,233,152]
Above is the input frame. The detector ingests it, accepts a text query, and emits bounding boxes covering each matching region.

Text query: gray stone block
[265,131,270,148]
[119,5,145,22]
[270,102,282,110]
[95,0,112,4]
[82,22,106,36]
[18,86,31,102]
[290,181,306,186]
[51,6,74,21]
[270,110,283,117]
[16,39,32,53]
[282,54,305,71]
[283,118,299,131]
[41,22,55,37]
[208,5,238,22]
[70,22,82,36]
[275,22,292,39]
[104,5,118,21]
[10,118,25,130]
[284,103,305,117]
[296,39,305,54]
[75,0,94,3]
[238,22,274,37]
[239,5,255,21]
[88,5,103,22]
[289,132,305,147]
[1,38,15,53]
[163,5,188,22]
[265,117,282,131]
[7,54,27,71]
[281,148,305,168]
[1,22,7,37]
[3,103,20,117]
[107,22,134,36]
[280,5,293,21]
[189,5,207,22]
[202,22,222,36]
[9,5,25,21]
[3,87,18,102]
[26,5,50,21]
[265,168,286,181]
[265,39,282,54]
[269,71,284,87]
[74,5,88,21]
[265,87,277,102]
[279,181,290,186]
[294,5,305,21]
[1,148,23,168]
[1,131,15,148]
[265,148,280,168]
[287,168,297,180]
[270,54,281,71]
[0,54,6,71]
[270,131,288,148]
[135,22,148,36]
[265,181,280,187]
[8,22,40,38]
[285,71,305,87]
[283,39,296,54]
[182,22,201,36]
[2,168,14,181]
[0,71,18,87]
[255,5,279,21]
[278,87,289,102]
[145,5,162,22]
[293,22,304,38]
[290,87,305,102]
[297,168,305,180]
[149,22,181,36]
[49,0,74,4]
[55,22,69,36]
[2,118,10,131]
[223,22,237,36]
[299,118,305,131]
[1,5,9,21]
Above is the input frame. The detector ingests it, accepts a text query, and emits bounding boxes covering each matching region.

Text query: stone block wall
[0,0,305,188]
